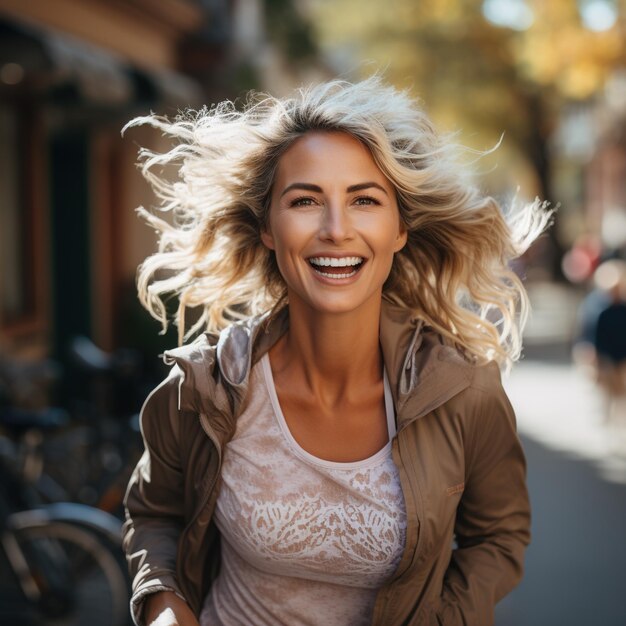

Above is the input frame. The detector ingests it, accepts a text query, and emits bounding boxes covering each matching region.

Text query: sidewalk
[504,360,626,484]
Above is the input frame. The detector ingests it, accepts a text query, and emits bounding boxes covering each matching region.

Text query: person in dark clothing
[595,302,626,365]
[591,260,626,422]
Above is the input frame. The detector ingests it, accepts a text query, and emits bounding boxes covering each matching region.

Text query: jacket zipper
[371,432,422,626]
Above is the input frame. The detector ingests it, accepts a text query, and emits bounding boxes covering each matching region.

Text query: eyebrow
[280,181,389,197]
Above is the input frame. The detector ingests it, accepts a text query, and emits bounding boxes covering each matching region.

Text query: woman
[122,77,550,626]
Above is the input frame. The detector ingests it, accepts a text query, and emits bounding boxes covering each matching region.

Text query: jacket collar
[163,299,474,433]
[376,299,473,430]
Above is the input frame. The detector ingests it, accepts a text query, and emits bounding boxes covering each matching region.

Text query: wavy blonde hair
[125,76,552,367]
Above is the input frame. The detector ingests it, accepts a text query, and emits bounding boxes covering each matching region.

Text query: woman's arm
[123,367,189,625]
[436,362,531,626]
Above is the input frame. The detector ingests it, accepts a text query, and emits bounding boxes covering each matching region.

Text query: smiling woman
[261,131,406,319]
[122,77,551,626]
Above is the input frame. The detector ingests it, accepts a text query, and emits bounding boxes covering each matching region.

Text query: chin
[292,289,382,317]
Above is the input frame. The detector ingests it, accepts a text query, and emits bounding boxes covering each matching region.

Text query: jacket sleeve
[436,362,531,626]
[122,366,188,625]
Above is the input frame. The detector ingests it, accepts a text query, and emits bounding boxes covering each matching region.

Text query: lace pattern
[201,356,407,625]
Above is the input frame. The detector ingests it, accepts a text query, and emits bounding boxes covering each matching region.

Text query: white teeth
[315,269,358,279]
[309,256,364,267]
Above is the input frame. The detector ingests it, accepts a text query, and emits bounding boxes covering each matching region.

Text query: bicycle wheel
[7,520,129,626]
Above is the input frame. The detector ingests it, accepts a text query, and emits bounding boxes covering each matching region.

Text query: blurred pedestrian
[572,270,612,376]
[122,77,550,626]
[592,260,626,423]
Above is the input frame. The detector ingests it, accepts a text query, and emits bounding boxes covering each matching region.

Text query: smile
[308,256,365,279]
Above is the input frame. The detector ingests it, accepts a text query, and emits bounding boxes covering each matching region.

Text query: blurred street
[494,283,626,626]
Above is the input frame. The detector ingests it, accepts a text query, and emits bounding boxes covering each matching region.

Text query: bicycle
[0,406,132,625]
[0,341,146,518]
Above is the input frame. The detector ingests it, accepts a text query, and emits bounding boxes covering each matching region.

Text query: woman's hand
[144,591,200,626]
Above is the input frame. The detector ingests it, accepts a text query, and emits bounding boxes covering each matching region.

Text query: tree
[307,0,626,274]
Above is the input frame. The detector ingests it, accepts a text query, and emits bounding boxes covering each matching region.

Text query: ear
[260,228,275,250]
[394,224,408,253]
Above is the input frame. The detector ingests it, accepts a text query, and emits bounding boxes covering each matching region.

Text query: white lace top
[200,354,407,626]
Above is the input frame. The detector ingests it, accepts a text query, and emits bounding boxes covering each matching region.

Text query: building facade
[0,0,226,364]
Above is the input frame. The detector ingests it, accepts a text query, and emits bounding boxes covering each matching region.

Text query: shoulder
[468,359,506,396]
[455,360,519,463]
[159,332,227,416]
[415,325,515,427]
[430,326,507,399]
[421,326,507,397]
[431,340,516,435]
[139,368,187,448]
[143,309,273,423]
[459,358,513,417]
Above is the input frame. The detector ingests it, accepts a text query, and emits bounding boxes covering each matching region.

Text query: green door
[50,129,92,364]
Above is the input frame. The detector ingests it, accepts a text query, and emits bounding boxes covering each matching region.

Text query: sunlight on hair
[124,76,552,367]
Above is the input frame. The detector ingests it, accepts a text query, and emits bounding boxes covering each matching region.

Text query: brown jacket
[123,300,530,625]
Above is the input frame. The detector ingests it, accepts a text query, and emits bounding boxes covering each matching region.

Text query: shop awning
[0,18,203,109]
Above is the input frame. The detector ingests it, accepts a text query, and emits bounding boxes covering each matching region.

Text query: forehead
[274,131,390,187]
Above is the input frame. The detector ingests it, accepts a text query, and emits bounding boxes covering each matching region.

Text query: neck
[272,293,383,400]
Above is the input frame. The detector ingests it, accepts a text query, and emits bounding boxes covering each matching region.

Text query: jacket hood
[161,308,287,419]
[162,300,475,430]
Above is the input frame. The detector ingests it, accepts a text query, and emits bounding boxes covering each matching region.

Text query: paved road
[494,359,626,626]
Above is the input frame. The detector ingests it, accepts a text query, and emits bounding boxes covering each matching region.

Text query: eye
[289,196,317,207]
[354,195,381,206]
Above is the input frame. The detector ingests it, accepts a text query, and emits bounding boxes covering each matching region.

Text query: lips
[307,256,365,278]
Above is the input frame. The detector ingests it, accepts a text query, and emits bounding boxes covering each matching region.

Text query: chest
[213,362,407,588]
[267,355,396,463]
[276,390,392,464]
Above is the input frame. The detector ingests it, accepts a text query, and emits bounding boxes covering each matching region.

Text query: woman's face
[262,131,407,317]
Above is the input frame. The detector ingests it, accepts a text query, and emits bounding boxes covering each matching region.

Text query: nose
[319,201,354,243]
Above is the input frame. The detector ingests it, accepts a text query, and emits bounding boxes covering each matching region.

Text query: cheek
[370,217,404,254]
[269,212,314,251]
[263,219,299,276]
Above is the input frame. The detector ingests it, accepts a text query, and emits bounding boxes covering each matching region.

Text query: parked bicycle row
[0,337,159,625]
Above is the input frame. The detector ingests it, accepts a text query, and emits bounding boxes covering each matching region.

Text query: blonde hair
[125,76,552,367]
